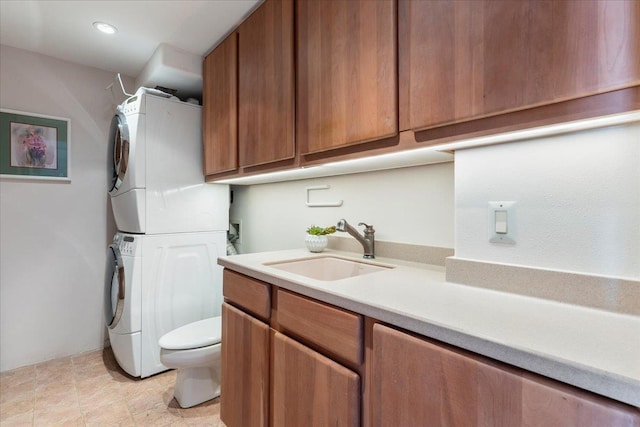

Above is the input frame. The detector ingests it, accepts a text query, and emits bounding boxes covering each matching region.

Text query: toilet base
[173,366,220,408]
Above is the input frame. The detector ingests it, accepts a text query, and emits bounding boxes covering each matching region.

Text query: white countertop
[218,249,640,407]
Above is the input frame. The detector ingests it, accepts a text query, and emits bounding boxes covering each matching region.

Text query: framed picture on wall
[0,109,71,181]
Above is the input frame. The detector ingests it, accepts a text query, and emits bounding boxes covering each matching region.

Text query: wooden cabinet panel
[297,0,397,155]
[521,373,640,427]
[202,33,237,175]
[399,0,640,132]
[370,323,640,426]
[272,332,360,427]
[223,270,271,322]
[221,303,270,427]
[276,289,363,366]
[237,0,294,167]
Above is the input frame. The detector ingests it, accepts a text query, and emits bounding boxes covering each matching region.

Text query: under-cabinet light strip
[212,110,640,186]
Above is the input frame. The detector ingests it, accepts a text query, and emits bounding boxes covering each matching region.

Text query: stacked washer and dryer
[105,88,229,378]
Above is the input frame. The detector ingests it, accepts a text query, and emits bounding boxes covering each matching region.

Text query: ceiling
[0,0,261,79]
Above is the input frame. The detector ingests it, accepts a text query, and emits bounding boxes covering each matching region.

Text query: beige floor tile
[75,372,119,391]
[160,388,179,407]
[82,399,134,425]
[70,350,104,368]
[0,348,231,427]
[131,401,185,427]
[125,387,168,415]
[77,382,122,411]
[0,396,34,422]
[0,365,35,380]
[100,349,120,370]
[0,383,34,405]
[152,370,177,388]
[36,420,85,427]
[34,388,79,411]
[35,357,72,371]
[118,376,162,400]
[73,363,112,383]
[0,411,34,426]
[104,369,134,386]
[32,406,84,426]
[0,368,35,399]
[182,416,224,427]
[34,381,75,396]
[35,368,75,387]
[179,397,222,426]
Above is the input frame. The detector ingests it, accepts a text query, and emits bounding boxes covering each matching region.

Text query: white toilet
[159,316,222,408]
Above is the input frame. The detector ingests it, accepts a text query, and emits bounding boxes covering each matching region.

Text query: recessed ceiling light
[93,21,117,35]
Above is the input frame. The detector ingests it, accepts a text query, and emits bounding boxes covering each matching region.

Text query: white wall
[229,162,454,253]
[0,45,133,372]
[454,122,640,280]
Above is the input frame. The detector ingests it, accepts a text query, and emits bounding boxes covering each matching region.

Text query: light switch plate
[488,201,516,244]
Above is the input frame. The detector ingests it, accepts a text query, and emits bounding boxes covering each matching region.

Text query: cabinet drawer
[276,289,363,365]
[223,270,271,322]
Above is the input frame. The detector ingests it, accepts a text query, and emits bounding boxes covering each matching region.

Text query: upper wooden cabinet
[204,0,639,181]
[399,0,640,132]
[202,33,237,175]
[237,0,295,167]
[296,0,398,155]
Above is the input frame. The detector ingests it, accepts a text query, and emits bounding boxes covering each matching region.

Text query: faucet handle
[358,222,375,232]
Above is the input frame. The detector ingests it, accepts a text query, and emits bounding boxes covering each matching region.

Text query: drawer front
[276,289,363,365]
[223,269,271,322]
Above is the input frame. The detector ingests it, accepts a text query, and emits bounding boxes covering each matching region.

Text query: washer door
[108,112,130,194]
[105,244,125,329]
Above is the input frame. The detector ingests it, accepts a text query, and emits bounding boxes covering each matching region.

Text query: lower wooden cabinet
[221,302,270,427]
[221,270,638,427]
[272,332,360,427]
[370,323,640,427]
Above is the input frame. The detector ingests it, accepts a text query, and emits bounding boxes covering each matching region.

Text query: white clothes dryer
[108,87,229,234]
[105,230,225,378]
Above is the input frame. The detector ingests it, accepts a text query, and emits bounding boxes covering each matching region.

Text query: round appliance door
[104,244,125,329]
[107,112,130,194]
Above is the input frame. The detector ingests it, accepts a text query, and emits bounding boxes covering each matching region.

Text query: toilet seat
[159,317,221,350]
[160,342,221,369]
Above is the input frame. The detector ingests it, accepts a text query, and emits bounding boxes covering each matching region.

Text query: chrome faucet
[336,219,375,259]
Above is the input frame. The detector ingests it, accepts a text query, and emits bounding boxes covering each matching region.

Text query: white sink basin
[265,255,394,281]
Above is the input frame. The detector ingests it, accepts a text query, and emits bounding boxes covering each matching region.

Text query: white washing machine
[105,231,225,378]
[108,87,229,234]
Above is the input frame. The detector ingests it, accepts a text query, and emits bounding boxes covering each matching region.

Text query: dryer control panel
[120,95,143,115]
[113,233,140,257]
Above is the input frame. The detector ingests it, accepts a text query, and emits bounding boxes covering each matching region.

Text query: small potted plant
[305,225,336,253]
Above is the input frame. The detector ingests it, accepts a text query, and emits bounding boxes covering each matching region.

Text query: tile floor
[0,348,225,426]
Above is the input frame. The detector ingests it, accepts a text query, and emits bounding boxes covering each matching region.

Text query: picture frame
[0,109,71,181]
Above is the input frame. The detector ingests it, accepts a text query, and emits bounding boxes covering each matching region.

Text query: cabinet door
[237,0,294,168]
[272,332,360,427]
[399,0,640,132]
[371,324,640,426]
[221,303,270,427]
[203,33,238,175]
[297,0,397,155]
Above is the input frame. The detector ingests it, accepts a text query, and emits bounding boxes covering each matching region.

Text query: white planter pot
[305,234,328,253]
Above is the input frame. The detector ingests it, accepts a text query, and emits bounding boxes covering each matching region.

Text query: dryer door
[105,244,125,329]
[108,112,130,195]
